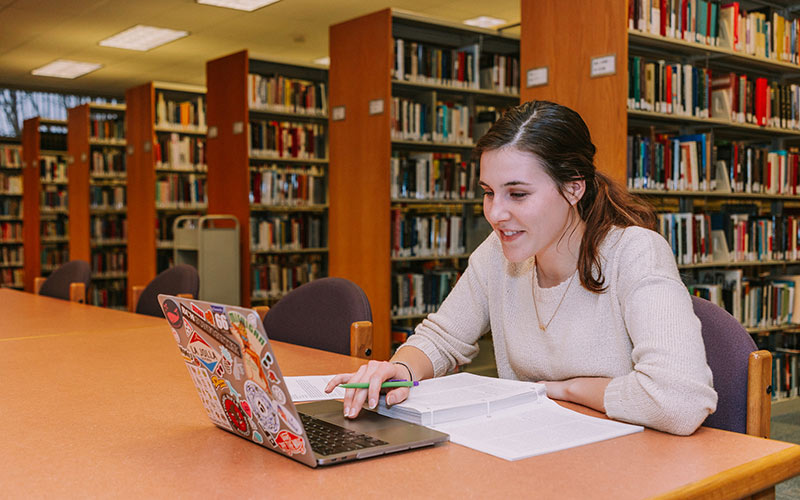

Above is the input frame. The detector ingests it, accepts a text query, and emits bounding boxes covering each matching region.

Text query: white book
[377,373,643,461]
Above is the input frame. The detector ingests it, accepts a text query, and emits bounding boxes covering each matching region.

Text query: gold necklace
[532,270,577,332]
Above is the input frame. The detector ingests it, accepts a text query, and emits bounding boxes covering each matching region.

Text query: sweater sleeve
[398,235,494,377]
[603,228,718,435]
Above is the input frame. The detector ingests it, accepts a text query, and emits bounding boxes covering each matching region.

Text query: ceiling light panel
[463,16,507,29]
[31,59,103,79]
[196,0,281,12]
[99,25,189,51]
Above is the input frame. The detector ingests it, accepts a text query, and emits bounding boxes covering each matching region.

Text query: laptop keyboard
[298,413,388,456]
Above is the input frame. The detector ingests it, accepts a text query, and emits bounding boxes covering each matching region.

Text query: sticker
[170,328,181,343]
[252,430,264,444]
[210,375,227,390]
[244,350,269,390]
[245,380,280,434]
[178,344,194,363]
[162,299,183,329]
[181,304,242,358]
[268,370,280,384]
[275,430,306,456]
[271,386,286,405]
[185,363,232,430]
[261,351,274,370]
[241,400,252,418]
[222,393,251,436]
[277,404,303,435]
[224,380,241,400]
[266,433,277,448]
[219,346,233,374]
[228,310,267,350]
[188,331,220,373]
[232,359,245,380]
[211,305,229,330]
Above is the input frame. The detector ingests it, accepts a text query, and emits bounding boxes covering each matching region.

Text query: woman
[326,100,717,435]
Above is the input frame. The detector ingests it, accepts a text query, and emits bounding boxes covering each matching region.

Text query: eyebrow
[478,180,533,188]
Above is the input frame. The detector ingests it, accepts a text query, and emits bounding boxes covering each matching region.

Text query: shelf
[0,215,22,221]
[627,109,800,137]
[677,259,800,270]
[391,198,482,205]
[155,203,208,212]
[91,272,127,280]
[90,207,126,215]
[91,239,128,247]
[392,253,471,262]
[251,247,328,255]
[250,204,327,213]
[0,192,22,197]
[0,262,23,268]
[154,124,207,135]
[249,151,328,163]
[0,240,23,245]
[155,163,207,173]
[41,237,69,244]
[40,179,68,186]
[628,29,800,76]
[392,79,519,99]
[630,188,800,200]
[391,139,475,149]
[89,137,126,147]
[391,312,428,321]
[248,106,328,121]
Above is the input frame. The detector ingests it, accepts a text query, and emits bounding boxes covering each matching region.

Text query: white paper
[284,375,345,402]
[430,398,644,461]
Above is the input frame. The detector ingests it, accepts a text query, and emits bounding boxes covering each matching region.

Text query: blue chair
[34,260,91,303]
[692,295,772,437]
[130,264,199,317]
[257,277,373,359]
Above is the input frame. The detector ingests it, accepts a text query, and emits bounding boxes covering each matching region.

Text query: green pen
[338,380,420,389]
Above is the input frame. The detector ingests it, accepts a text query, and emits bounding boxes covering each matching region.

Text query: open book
[377,372,644,461]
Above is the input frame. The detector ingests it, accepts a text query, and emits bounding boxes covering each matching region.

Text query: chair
[692,296,772,438]
[255,277,373,359]
[34,260,91,303]
[129,264,200,317]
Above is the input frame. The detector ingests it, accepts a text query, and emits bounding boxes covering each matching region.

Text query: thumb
[385,387,410,406]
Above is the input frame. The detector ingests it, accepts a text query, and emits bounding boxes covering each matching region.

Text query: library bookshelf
[0,139,23,289]
[125,81,208,303]
[521,0,799,402]
[68,102,128,309]
[206,50,329,308]
[21,117,69,292]
[329,9,520,359]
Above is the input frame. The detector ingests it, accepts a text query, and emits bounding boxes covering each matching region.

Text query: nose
[484,196,509,225]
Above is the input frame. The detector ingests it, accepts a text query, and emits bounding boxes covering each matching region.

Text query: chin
[500,246,534,263]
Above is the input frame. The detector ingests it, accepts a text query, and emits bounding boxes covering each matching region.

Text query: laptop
[157,294,448,467]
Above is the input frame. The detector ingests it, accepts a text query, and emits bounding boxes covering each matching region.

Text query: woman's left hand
[538,377,612,413]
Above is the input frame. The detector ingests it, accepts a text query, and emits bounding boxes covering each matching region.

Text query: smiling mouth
[501,230,522,237]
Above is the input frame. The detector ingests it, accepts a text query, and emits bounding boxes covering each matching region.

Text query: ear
[565,179,586,206]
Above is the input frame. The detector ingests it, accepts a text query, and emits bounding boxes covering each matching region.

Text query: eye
[510,191,529,199]
[481,190,493,198]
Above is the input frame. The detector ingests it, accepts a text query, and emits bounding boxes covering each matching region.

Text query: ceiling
[0,0,520,98]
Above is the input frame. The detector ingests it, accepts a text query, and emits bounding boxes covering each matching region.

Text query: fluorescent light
[31,59,102,79]
[313,56,330,66]
[196,0,281,11]
[99,25,188,51]
[463,16,507,29]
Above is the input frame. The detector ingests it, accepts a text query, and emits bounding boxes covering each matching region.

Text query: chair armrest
[69,283,86,304]
[747,349,773,438]
[34,277,46,295]
[350,321,373,359]
[129,285,145,313]
[253,306,270,322]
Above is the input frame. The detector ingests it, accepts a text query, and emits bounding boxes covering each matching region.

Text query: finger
[342,364,369,416]
[384,387,410,406]
[346,360,390,418]
[324,373,352,393]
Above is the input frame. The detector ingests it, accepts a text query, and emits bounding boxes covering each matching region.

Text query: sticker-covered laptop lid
[158,294,317,467]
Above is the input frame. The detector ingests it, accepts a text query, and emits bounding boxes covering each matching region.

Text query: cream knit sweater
[400,225,718,435]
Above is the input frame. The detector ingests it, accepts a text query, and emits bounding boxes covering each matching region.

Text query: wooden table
[1,288,799,498]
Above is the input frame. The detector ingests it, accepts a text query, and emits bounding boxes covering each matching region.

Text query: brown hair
[473,100,656,292]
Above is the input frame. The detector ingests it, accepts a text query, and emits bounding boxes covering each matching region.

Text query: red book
[755,77,768,126]
[660,0,668,36]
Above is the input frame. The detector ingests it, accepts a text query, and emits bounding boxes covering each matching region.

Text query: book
[376,372,644,461]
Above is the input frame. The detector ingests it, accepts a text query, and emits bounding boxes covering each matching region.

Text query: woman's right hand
[324,360,412,418]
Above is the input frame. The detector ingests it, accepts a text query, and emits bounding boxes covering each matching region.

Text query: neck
[535,220,585,288]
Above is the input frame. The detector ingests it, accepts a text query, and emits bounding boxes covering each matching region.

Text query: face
[479,148,582,264]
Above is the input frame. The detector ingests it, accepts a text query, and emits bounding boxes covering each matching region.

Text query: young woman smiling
[326,101,717,436]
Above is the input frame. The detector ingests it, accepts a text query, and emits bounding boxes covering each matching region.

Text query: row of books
[391,151,479,200]
[250,166,326,206]
[1,199,20,215]
[0,145,21,167]
[431,101,472,145]
[630,0,800,64]
[41,247,68,268]
[40,156,67,183]
[155,133,206,169]
[0,246,22,265]
[156,93,206,130]
[0,173,22,194]
[390,97,430,142]
[248,73,328,115]
[40,131,66,151]
[249,120,326,160]
[250,254,324,300]
[0,221,21,240]
[40,187,67,210]
[250,214,326,252]
[41,220,67,239]
[155,174,206,207]
[391,211,466,258]
[391,268,460,317]
[90,117,124,140]
[91,149,126,176]
[90,186,125,210]
[0,268,22,287]
[91,215,126,241]
[759,333,800,400]
[89,282,126,309]
[91,248,126,274]
[658,210,800,265]
[392,38,520,94]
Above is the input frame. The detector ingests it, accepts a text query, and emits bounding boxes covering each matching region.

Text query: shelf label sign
[127,145,134,156]
[369,99,384,115]
[233,122,244,135]
[143,141,151,152]
[332,106,346,121]
[526,67,548,88]
[590,54,616,78]
[81,153,87,162]
[208,126,218,138]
